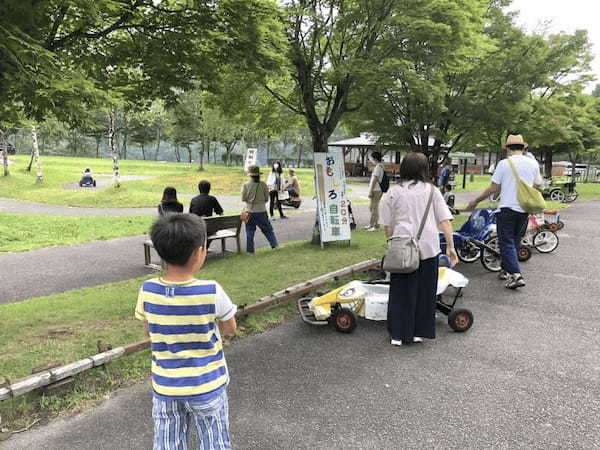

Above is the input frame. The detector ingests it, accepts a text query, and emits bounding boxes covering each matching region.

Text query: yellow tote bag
[507,159,546,214]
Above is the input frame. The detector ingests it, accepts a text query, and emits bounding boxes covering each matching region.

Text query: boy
[135,214,237,450]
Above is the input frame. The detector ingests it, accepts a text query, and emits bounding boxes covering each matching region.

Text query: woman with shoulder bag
[266,161,287,220]
[241,165,279,254]
[379,153,458,347]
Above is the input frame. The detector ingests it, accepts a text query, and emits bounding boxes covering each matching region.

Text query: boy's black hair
[150,214,206,266]
[198,180,211,194]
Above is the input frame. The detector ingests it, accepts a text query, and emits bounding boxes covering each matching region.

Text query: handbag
[507,158,546,214]
[382,184,434,274]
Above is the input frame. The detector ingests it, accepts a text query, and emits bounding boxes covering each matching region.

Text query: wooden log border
[0,259,380,402]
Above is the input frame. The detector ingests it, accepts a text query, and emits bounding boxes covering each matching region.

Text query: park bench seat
[144,214,242,270]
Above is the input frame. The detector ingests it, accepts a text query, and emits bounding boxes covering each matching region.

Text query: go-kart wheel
[557,221,565,231]
[457,242,481,263]
[547,223,559,232]
[332,308,357,333]
[533,230,559,253]
[448,308,473,332]
[565,192,578,203]
[549,189,566,202]
[518,246,532,262]
[481,237,502,272]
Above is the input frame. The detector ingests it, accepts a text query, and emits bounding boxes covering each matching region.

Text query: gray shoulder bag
[382,184,434,274]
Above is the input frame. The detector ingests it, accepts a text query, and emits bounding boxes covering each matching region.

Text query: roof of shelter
[330,133,451,149]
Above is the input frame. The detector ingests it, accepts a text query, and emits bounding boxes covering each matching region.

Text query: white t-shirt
[214,281,237,321]
[370,163,384,192]
[379,182,453,260]
[491,155,543,213]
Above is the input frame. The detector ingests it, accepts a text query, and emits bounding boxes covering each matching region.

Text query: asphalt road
[4,201,599,449]
[0,205,373,304]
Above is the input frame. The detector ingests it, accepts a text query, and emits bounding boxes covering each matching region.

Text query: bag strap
[416,184,434,240]
[507,158,522,183]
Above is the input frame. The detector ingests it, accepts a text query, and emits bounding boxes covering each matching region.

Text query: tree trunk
[310,127,330,153]
[108,113,120,187]
[26,149,35,172]
[95,136,101,158]
[154,129,161,160]
[141,143,146,160]
[187,144,193,164]
[296,144,303,167]
[1,131,9,176]
[174,147,181,162]
[31,126,43,182]
[543,149,553,178]
[121,119,129,160]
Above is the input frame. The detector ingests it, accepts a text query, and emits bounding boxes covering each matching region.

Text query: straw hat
[506,134,526,147]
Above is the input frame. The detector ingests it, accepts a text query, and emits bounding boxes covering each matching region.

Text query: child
[135,213,237,450]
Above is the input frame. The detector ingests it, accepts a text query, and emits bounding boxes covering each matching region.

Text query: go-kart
[298,261,473,334]
[79,175,97,187]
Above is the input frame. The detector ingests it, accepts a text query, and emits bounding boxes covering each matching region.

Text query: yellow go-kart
[298,264,473,334]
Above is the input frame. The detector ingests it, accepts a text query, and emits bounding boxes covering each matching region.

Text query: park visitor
[284,168,301,198]
[267,161,287,219]
[366,151,385,232]
[189,180,224,217]
[158,186,184,216]
[135,213,237,450]
[468,134,543,289]
[380,152,457,347]
[437,158,453,187]
[242,165,279,254]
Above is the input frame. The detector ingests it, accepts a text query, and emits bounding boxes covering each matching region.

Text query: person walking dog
[380,152,457,347]
[468,135,543,289]
[242,165,279,254]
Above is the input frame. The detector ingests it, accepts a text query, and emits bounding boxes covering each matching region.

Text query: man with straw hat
[468,135,543,289]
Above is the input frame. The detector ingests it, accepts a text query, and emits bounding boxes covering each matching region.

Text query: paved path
[4,201,599,449]
[0,205,368,304]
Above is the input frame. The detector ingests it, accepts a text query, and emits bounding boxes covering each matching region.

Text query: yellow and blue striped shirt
[135,278,236,401]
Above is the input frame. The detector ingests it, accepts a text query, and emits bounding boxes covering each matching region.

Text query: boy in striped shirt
[136,214,237,450]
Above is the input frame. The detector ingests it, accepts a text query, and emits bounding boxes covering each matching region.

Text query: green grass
[0,155,317,208]
[0,213,154,252]
[452,174,492,192]
[574,182,600,200]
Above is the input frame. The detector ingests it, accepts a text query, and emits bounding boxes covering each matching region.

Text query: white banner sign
[314,149,352,243]
[244,148,258,171]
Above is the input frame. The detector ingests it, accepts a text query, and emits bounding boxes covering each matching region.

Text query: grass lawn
[0,213,154,253]
[574,182,600,200]
[0,155,317,208]
[452,174,492,193]
[0,218,471,429]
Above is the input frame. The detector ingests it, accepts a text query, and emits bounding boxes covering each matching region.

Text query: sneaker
[271,217,276,221]
[506,274,526,289]
[498,270,509,281]
[281,216,288,219]
[390,339,403,346]
[364,225,372,230]
[366,227,378,232]
[413,337,424,343]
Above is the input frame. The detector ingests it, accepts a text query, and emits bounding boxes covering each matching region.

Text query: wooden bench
[144,214,243,270]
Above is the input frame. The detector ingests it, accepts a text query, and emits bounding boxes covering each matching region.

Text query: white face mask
[274,164,279,169]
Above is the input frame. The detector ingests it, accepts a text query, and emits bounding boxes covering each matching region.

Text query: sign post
[313,148,352,247]
[244,148,258,172]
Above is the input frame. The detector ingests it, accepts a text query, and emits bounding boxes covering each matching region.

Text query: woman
[379,153,458,346]
[242,165,279,254]
[284,168,301,198]
[266,161,287,219]
[158,186,184,216]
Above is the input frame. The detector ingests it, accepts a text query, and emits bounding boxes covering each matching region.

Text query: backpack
[379,169,390,193]
[507,159,546,214]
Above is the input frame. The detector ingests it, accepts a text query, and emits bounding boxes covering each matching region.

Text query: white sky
[509,0,600,90]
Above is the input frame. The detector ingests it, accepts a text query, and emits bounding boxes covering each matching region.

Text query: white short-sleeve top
[379,181,453,260]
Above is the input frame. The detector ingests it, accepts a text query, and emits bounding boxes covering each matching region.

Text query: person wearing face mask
[266,161,287,220]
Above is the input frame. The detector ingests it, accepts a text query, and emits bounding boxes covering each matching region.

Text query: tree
[166,90,204,164]
[267,0,399,154]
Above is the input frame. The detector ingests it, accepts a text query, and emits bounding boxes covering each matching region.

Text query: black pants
[387,257,438,341]
[269,191,284,218]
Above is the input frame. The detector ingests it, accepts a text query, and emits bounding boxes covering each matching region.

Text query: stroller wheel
[457,241,481,263]
[332,308,357,334]
[533,230,559,253]
[481,237,502,272]
[448,309,473,332]
[518,246,532,262]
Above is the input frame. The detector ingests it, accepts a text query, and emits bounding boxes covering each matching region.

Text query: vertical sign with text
[244,148,258,172]
[314,149,352,243]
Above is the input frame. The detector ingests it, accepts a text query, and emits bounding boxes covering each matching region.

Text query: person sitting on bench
[158,186,184,216]
[189,180,224,218]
